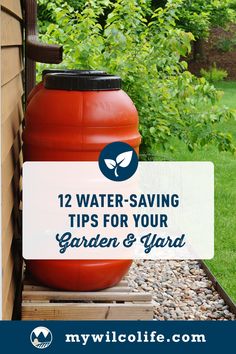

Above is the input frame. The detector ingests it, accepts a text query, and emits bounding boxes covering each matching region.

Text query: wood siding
[1,0,23,320]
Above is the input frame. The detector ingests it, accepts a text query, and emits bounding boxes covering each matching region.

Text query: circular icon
[99,142,138,181]
[30,327,53,349]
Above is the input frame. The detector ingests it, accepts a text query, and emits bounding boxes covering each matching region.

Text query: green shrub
[200,64,228,83]
[216,37,236,52]
[37,0,235,156]
[152,0,235,40]
[66,0,86,10]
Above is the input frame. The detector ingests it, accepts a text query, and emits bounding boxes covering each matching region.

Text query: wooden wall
[1,0,23,320]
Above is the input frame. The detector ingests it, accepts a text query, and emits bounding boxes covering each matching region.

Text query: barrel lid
[42,69,106,78]
[44,73,122,91]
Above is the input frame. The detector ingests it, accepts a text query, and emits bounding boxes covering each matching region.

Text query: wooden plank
[119,280,128,286]
[2,190,20,239]
[1,10,22,46]
[1,47,23,86]
[1,131,22,195]
[1,0,22,19]
[0,40,22,321]
[92,286,130,293]
[24,279,129,287]
[22,303,153,320]
[2,251,15,311]
[1,217,14,274]
[1,221,21,321]
[2,102,23,162]
[2,240,14,288]
[23,284,130,293]
[1,74,23,123]
[2,213,14,249]
[22,291,152,302]
[2,111,23,161]
[2,277,15,320]
[2,143,21,199]
[21,276,153,320]
[1,204,20,272]
[2,183,19,230]
[2,161,20,233]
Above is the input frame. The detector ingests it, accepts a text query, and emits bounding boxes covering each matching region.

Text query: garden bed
[189,25,236,80]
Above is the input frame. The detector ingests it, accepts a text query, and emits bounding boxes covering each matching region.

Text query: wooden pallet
[21,279,153,320]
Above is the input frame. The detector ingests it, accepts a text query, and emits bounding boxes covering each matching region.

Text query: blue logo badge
[30,327,53,349]
[99,142,138,181]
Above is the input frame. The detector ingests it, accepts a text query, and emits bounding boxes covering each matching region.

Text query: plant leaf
[104,159,116,169]
[116,151,133,168]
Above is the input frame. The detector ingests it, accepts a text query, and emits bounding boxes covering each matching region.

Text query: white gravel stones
[127,260,235,320]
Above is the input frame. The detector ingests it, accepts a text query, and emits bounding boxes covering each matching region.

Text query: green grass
[214,81,236,109]
[158,81,236,302]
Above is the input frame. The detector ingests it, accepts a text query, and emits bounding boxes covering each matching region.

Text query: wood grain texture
[1,0,23,19]
[21,279,153,320]
[22,303,153,320]
[1,130,22,192]
[1,47,23,86]
[23,291,152,302]
[2,101,23,160]
[1,74,23,122]
[24,279,129,287]
[2,217,16,270]
[1,10,22,46]
[2,278,16,319]
[2,250,15,308]
[23,285,130,293]
[2,165,21,233]
[1,5,24,318]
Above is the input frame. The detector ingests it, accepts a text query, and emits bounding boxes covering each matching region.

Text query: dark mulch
[188,25,236,80]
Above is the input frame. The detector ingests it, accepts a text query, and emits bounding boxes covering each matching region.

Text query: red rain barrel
[23,73,141,291]
[27,69,106,105]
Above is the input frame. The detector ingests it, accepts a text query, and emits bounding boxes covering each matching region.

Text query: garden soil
[188,25,236,80]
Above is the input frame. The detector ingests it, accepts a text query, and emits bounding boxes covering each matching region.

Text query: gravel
[127,260,235,320]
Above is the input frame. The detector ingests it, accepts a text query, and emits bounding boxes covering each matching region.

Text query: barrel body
[27,82,43,104]
[23,77,140,291]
